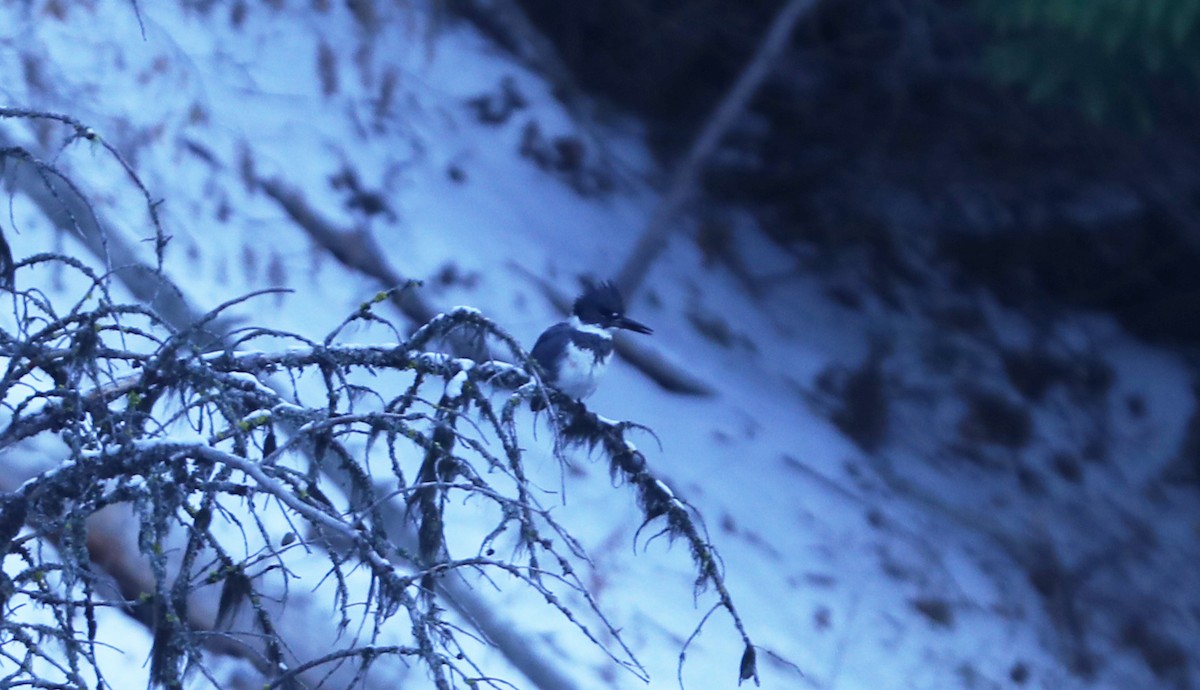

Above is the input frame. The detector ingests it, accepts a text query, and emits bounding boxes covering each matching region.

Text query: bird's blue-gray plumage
[529,281,651,407]
[532,320,615,399]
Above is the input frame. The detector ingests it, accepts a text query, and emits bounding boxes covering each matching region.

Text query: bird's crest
[574,280,625,318]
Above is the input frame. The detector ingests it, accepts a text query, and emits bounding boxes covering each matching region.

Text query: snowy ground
[1,2,1197,689]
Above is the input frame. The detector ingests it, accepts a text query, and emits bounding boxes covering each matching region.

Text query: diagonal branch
[614,0,821,299]
[257,177,439,326]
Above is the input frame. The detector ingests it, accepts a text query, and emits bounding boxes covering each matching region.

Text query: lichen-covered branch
[0,108,757,690]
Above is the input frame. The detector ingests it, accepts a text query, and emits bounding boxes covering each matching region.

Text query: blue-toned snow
[0,2,1196,690]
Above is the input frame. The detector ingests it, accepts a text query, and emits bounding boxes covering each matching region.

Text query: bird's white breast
[555,324,612,400]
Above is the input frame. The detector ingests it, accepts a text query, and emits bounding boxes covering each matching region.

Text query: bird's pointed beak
[615,316,653,334]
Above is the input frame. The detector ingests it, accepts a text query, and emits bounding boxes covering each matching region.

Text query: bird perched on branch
[530,281,652,410]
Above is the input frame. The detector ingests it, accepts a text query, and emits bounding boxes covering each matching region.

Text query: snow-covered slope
[1,2,1196,689]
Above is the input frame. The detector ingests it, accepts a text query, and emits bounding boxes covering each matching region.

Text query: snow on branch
[0,113,758,690]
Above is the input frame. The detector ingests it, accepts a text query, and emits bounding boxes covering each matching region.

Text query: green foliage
[975,0,1200,128]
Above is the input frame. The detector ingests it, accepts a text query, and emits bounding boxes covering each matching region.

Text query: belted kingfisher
[530,281,652,409]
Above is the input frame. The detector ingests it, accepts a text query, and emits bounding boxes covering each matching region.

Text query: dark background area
[509,0,1200,346]
[461,8,1200,680]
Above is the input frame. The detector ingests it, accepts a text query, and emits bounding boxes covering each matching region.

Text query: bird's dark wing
[530,322,572,383]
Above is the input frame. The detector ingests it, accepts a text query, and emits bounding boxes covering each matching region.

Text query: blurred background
[2,1,1199,689]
